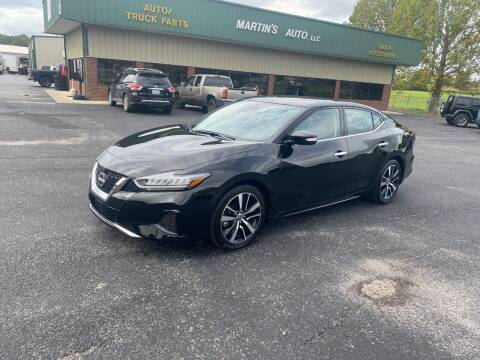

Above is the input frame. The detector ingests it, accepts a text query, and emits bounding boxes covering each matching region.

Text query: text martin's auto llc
[236,19,322,43]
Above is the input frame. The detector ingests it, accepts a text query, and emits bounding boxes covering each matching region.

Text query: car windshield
[193,100,306,141]
[137,73,171,87]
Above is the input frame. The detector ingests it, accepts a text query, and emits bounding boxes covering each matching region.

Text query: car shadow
[100,197,377,260]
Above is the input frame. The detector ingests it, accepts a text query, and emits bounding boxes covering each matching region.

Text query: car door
[190,75,203,104]
[182,76,196,103]
[472,98,480,124]
[343,107,391,194]
[276,107,350,211]
[120,73,136,99]
[111,72,123,100]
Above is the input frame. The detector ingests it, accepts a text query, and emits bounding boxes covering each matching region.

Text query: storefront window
[196,68,268,95]
[274,76,335,98]
[97,59,135,85]
[144,63,188,87]
[340,81,384,101]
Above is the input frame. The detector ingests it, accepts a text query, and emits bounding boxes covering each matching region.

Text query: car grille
[96,164,125,194]
[91,197,120,223]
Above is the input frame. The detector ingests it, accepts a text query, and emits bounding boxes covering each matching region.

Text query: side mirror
[285,131,318,146]
[180,82,186,86]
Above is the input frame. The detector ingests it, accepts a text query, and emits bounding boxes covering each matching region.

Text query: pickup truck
[28,66,57,87]
[176,74,258,112]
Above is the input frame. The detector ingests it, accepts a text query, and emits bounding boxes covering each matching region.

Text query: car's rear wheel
[204,98,217,113]
[123,95,133,112]
[108,90,116,106]
[454,113,469,127]
[367,160,402,204]
[39,76,52,87]
[211,185,266,249]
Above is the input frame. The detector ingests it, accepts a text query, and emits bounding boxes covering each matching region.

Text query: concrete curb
[44,89,108,105]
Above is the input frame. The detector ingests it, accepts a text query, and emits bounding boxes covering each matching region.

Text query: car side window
[186,77,195,86]
[194,76,203,87]
[372,113,383,128]
[293,108,341,141]
[345,108,375,135]
[455,97,471,106]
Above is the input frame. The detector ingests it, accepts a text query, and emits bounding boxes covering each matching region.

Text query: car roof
[453,95,480,100]
[127,68,165,74]
[247,97,382,112]
[195,74,230,78]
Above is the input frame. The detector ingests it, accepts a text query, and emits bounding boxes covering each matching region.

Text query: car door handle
[333,151,348,158]
[378,141,389,148]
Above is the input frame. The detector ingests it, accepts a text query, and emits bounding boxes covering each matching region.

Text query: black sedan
[89,98,415,249]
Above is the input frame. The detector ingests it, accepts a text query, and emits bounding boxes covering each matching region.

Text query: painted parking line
[5,101,56,105]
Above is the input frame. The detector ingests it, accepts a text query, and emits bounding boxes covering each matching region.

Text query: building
[28,35,65,69]
[0,44,29,73]
[43,0,422,110]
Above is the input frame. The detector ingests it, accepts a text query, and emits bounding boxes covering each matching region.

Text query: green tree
[0,34,30,47]
[350,0,480,113]
[390,0,480,112]
[349,0,400,32]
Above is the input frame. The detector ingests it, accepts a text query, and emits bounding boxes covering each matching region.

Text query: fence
[389,95,443,115]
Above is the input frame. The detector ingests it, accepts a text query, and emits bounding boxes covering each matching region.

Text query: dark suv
[108,68,176,114]
[441,95,480,127]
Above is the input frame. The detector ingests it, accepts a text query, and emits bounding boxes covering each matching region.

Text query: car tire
[39,76,52,87]
[108,90,116,106]
[123,95,133,113]
[204,98,217,113]
[163,106,173,114]
[366,159,402,205]
[210,185,266,250]
[454,113,470,127]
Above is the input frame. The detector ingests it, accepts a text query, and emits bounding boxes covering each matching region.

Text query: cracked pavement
[1,75,479,359]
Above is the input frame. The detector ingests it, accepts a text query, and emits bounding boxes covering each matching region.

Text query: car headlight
[134,173,210,191]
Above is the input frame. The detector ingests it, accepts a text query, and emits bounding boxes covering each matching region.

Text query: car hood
[97,125,256,178]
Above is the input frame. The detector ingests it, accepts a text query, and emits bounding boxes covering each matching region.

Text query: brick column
[381,84,392,111]
[334,80,341,100]
[85,57,109,101]
[187,66,196,78]
[267,75,276,96]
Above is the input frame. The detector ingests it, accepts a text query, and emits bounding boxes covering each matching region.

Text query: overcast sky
[0,0,356,36]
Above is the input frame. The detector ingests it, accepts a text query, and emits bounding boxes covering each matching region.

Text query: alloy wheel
[220,192,262,244]
[455,114,469,127]
[123,96,129,111]
[380,164,400,201]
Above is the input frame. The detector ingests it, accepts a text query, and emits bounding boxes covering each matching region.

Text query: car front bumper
[89,171,213,240]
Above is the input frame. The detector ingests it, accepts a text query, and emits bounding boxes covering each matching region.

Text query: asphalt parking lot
[1,74,480,360]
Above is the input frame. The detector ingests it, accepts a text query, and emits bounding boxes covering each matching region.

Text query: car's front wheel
[211,185,266,249]
[368,160,402,204]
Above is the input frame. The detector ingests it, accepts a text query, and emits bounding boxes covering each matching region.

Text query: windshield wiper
[193,129,235,141]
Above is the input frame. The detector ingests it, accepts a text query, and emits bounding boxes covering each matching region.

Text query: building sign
[126,3,190,29]
[236,19,322,43]
[368,43,398,60]
[46,0,422,66]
